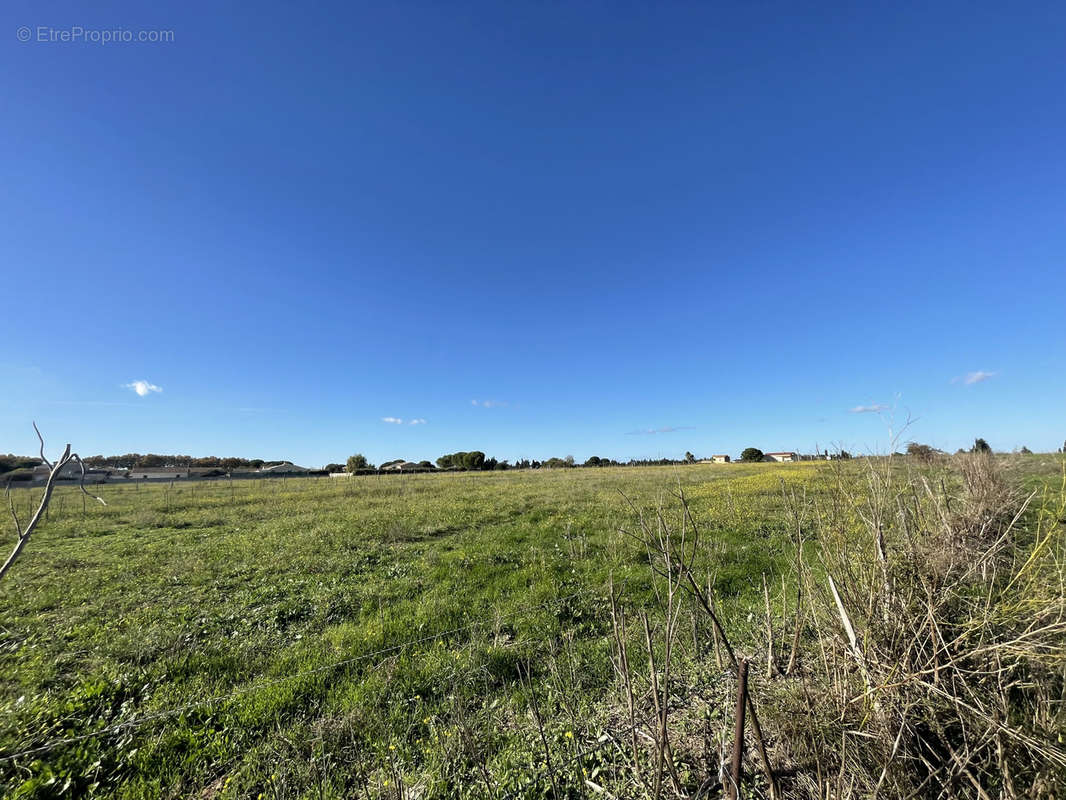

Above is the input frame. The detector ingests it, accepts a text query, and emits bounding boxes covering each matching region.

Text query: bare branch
[69,454,107,507]
[0,426,87,582]
[6,485,23,539]
[33,421,53,470]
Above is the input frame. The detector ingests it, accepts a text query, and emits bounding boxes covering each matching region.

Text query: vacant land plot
[2,457,1063,798]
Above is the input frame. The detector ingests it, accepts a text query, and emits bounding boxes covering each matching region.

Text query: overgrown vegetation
[1,455,1062,797]
[606,452,1066,798]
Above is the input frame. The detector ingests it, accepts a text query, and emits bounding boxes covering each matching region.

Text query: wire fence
[0,590,591,764]
[2,477,742,794]
[3,592,741,798]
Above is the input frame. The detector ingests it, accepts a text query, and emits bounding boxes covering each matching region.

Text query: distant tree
[483,457,498,471]
[740,447,764,463]
[564,455,575,467]
[0,455,40,474]
[136,454,166,468]
[347,454,370,472]
[494,460,510,470]
[838,451,852,460]
[906,442,937,462]
[220,457,244,471]
[324,463,344,472]
[1019,446,1032,455]
[463,451,486,470]
[972,438,992,454]
[584,456,602,467]
[684,451,696,463]
[417,460,435,469]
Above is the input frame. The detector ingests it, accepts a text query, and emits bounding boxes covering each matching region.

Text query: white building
[381,461,420,472]
[131,468,190,480]
[764,452,798,462]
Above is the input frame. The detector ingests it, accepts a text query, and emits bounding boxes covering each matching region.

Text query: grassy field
[1,457,1063,798]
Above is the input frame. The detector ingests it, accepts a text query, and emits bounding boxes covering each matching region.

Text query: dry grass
[616,454,1066,799]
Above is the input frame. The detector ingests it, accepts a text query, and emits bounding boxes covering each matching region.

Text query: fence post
[728,658,749,800]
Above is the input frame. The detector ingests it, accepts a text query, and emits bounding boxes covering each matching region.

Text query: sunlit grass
[1,457,1058,797]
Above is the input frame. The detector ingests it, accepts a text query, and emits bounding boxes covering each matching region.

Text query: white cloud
[381,417,404,424]
[471,399,508,408]
[850,404,888,414]
[962,370,996,385]
[124,380,162,397]
[409,418,426,425]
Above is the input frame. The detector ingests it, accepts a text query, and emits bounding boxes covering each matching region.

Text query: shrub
[346,454,370,472]
[905,441,938,461]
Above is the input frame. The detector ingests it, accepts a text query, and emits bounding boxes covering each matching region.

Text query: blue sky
[2,1,1064,466]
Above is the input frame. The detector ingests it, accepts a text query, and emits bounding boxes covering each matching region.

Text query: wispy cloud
[625,425,695,436]
[381,416,404,424]
[408,418,426,425]
[471,399,508,408]
[957,370,996,385]
[50,400,137,407]
[850,403,888,414]
[124,380,162,397]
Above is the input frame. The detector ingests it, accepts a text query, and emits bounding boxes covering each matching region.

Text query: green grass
[1,457,1057,798]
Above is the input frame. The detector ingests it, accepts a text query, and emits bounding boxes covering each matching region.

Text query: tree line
[3,437,1051,478]
[0,455,41,475]
[0,454,298,473]
[331,452,695,473]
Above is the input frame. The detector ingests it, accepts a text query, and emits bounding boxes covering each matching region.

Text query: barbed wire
[0,590,591,763]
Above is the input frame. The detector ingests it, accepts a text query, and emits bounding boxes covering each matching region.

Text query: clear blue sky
[3,1,1064,466]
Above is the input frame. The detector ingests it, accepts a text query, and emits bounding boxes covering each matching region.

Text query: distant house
[258,462,311,474]
[711,455,730,464]
[764,452,798,463]
[131,468,190,480]
[32,463,125,482]
[381,461,420,472]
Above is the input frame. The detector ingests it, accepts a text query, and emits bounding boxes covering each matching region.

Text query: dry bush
[766,454,1066,799]
[612,456,1066,799]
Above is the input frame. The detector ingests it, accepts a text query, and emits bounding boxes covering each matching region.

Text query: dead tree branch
[0,424,106,581]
